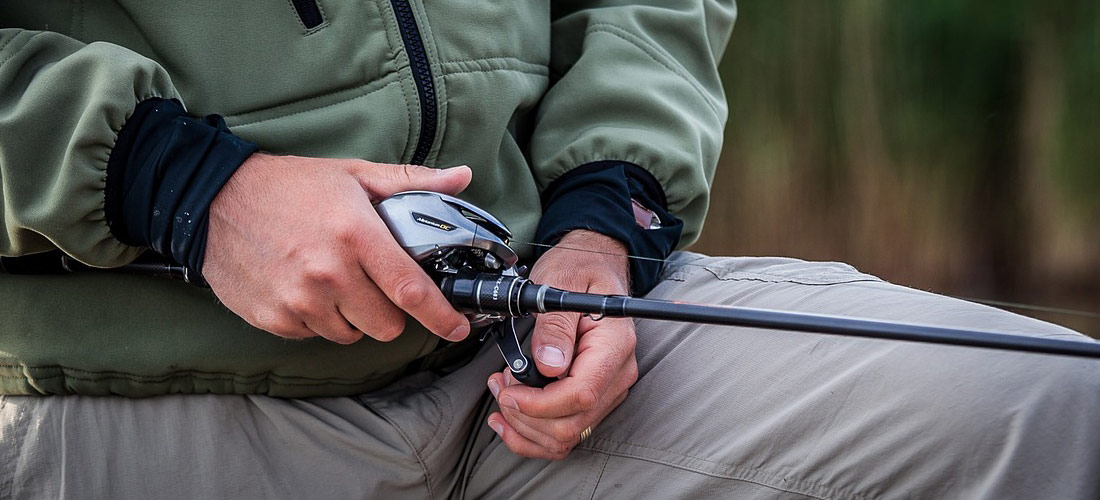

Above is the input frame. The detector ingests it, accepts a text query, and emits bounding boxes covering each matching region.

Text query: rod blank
[530,283,1100,360]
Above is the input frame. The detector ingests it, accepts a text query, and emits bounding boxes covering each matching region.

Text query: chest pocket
[289,0,326,31]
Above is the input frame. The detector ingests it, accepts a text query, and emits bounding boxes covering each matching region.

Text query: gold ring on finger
[579,426,593,442]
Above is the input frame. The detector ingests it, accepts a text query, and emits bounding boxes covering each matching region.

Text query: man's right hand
[202,153,473,345]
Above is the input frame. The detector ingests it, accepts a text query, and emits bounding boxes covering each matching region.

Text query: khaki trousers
[3,253,1098,499]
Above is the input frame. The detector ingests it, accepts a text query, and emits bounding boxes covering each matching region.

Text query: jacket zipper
[391,0,437,165]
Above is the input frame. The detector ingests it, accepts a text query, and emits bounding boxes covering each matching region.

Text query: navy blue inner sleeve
[535,161,684,295]
[105,97,259,279]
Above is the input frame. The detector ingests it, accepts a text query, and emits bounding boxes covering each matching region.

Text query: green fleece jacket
[0,0,735,396]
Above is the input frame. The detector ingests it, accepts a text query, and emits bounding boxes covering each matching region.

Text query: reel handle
[485,318,555,388]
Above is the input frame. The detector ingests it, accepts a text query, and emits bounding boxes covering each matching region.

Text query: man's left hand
[486,230,639,460]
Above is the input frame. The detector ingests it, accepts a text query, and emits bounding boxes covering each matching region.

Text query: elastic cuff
[536,161,683,295]
[105,97,166,245]
[105,97,259,278]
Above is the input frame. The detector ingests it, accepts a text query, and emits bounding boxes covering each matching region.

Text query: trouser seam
[578,438,880,500]
[358,398,438,500]
[415,388,453,457]
[584,452,611,500]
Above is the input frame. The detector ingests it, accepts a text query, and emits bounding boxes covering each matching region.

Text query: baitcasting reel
[376,191,555,387]
[373,191,1100,385]
[9,192,1099,390]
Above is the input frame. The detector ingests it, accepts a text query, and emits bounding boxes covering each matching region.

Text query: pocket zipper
[291,0,324,29]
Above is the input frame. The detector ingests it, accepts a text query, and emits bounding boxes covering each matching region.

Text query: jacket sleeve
[0,29,181,266]
[530,1,736,247]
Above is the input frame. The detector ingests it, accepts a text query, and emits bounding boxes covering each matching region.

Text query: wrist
[554,229,630,293]
[105,97,259,278]
[534,161,683,295]
[558,229,627,256]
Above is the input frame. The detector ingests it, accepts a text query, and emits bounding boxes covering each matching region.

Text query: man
[1,1,1097,498]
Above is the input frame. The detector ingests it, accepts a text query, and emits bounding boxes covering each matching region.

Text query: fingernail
[447,324,469,341]
[488,418,503,436]
[500,395,519,411]
[438,164,469,174]
[488,379,500,399]
[536,346,567,367]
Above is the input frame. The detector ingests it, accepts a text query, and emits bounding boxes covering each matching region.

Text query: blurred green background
[690,1,1100,335]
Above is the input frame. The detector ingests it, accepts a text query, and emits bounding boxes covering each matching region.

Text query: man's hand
[486,230,639,459]
[202,153,473,344]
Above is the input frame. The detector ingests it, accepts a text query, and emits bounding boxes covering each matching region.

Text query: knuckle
[370,329,400,342]
[620,329,638,353]
[253,311,301,338]
[547,441,573,456]
[538,313,576,339]
[369,317,405,342]
[328,328,364,345]
[301,261,342,287]
[333,217,365,245]
[503,440,526,457]
[400,163,428,181]
[280,293,313,317]
[550,423,579,444]
[390,277,432,310]
[624,360,640,386]
[308,269,342,288]
[573,383,601,412]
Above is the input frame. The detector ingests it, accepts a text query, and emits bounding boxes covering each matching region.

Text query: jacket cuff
[105,97,258,279]
[535,161,683,295]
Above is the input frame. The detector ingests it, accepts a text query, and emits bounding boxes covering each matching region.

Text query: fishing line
[512,240,1100,322]
[5,187,1098,385]
[953,297,1100,320]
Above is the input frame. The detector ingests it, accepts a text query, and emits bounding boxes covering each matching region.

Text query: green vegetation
[695,1,1100,334]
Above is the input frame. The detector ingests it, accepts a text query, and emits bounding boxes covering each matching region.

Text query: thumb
[359,163,472,199]
[531,311,579,378]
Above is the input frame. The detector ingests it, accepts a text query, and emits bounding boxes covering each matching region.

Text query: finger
[258,319,318,341]
[500,319,636,419]
[498,403,589,453]
[275,270,365,345]
[495,379,630,458]
[502,368,519,387]
[336,267,407,342]
[503,371,630,429]
[487,412,571,461]
[491,343,632,456]
[243,303,320,340]
[497,370,629,440]
[355,214,471,341]
[300,302,365,345]
[496,384,630,456]
[531,311,580,378]
[355,163,472,200]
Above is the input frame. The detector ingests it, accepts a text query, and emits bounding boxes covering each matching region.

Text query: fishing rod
[377,192,1100,385]
[4,191,1100,389]
[439,269,1100,366]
